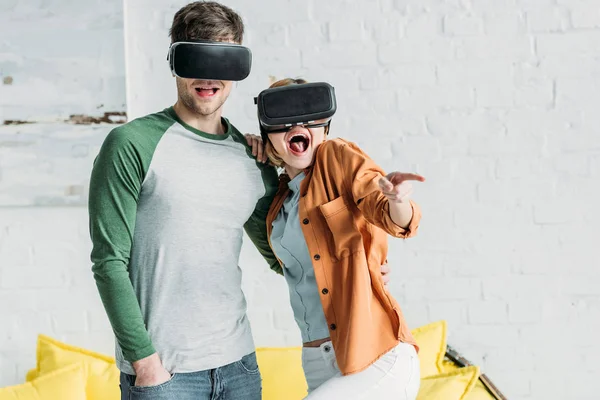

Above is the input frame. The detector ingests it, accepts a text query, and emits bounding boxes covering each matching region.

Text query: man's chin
[178,88,228,117]
[192,101,221,116]
[194,107,217,116]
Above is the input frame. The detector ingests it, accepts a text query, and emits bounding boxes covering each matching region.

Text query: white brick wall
[0,0,126,122]
[1,0,599,398]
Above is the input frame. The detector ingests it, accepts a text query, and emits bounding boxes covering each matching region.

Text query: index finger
[398,173,426,182]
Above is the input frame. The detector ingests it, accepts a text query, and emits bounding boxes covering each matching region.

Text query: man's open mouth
[287,132,310,155]
[194,86,220,98]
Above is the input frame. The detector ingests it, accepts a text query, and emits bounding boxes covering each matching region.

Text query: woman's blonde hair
[264,78,330,167]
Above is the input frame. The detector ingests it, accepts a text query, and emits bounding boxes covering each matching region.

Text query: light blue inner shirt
[270,172,330,343]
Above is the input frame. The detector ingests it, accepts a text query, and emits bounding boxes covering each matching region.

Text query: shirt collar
[287,172,305,192]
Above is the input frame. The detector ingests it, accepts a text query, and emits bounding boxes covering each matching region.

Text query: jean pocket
[406,354,421,399]
[391,344,420,399]
[236,352,260,375]
[129,373,177,394]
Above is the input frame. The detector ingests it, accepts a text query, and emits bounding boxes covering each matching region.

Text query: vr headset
[167,40,252,81]
[255,82,337,142]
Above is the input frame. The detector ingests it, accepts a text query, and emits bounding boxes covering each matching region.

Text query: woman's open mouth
[287,132,310,156]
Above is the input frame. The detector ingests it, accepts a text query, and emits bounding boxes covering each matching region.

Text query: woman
[261,78,425,399]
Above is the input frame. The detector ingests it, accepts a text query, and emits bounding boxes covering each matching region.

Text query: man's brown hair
[169,1,244,44]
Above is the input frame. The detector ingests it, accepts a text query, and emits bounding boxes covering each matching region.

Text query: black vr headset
[167,40,252,81]
[254,82,337,143]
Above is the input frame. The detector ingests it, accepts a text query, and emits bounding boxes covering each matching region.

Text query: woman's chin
[285,159,312,173]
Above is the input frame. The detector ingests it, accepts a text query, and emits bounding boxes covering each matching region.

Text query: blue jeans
[119,352,262,400]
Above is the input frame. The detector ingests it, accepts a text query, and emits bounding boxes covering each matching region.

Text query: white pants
[301,341,420,400]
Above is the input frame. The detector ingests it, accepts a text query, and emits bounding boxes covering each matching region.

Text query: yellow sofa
[0,321,499,400]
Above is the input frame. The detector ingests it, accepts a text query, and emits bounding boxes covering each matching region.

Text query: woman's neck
[285,166,303,179]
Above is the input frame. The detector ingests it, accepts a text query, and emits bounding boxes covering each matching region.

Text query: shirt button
[303,218,309,225]
[330,324,337,331]
[324,345,331,352]
[314,254,321,260]
[321,288,329,295]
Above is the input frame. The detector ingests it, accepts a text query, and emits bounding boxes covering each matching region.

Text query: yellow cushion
[464,381,499,400]
[25,369,38,382]
[29,334,120,400]
[411,320,447,377]
[417,365,480,400]
[441,360,497,400]
[256,347,307,400]
[441,359,460,373]
[0,363,87,400]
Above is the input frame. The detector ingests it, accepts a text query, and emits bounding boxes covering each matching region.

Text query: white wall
[1,0,600,399]
[0,0,127,387]
[0,0,126,122]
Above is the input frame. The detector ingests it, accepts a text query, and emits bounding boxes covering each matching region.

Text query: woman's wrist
[388,200,413,228]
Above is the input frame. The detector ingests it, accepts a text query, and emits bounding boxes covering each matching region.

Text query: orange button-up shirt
[266,138,421,375]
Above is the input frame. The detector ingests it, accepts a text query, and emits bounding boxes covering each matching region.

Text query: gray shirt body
[88,107,279,374]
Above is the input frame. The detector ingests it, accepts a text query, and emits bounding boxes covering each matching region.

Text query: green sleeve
[88,122,164,362]
[244,162,283,275]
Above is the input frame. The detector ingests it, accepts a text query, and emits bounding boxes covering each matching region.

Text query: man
[89,2,390,399]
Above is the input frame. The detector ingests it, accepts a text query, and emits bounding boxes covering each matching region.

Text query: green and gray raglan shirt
[88,107,280,374]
